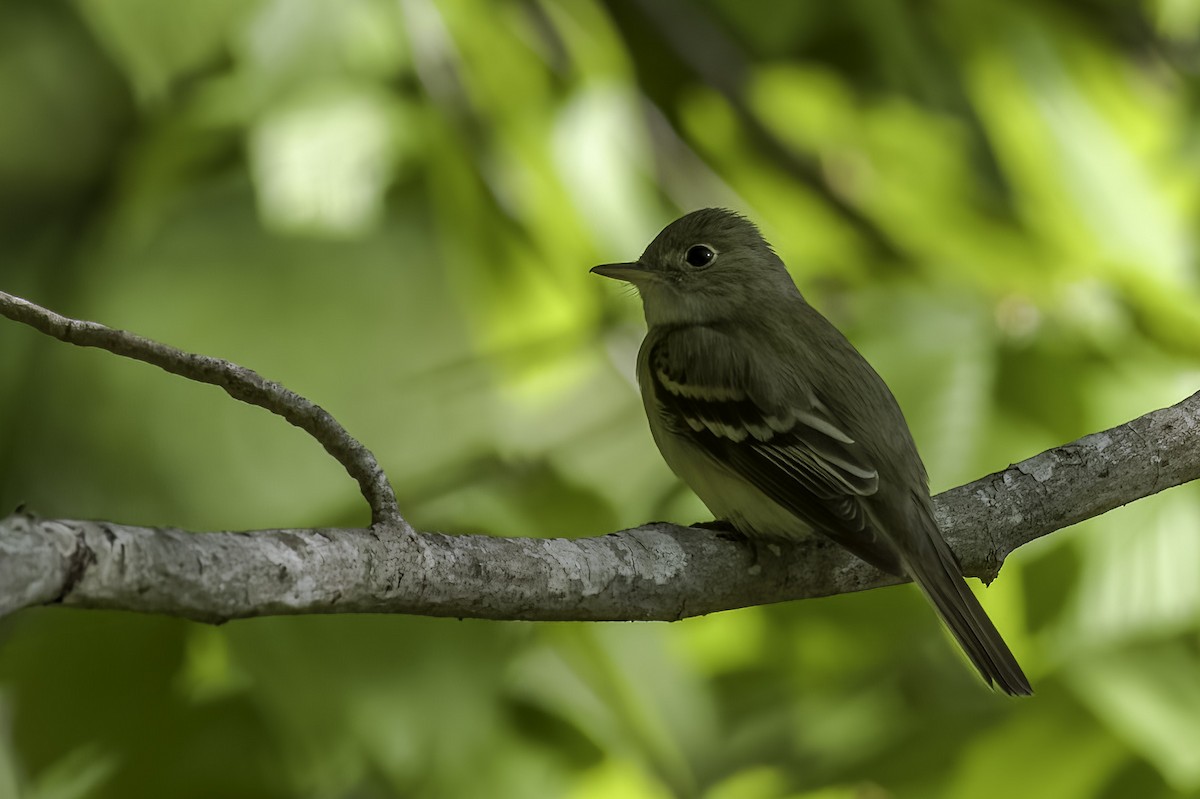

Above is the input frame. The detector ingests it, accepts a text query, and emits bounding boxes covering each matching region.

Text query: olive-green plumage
[592,208,1031,695]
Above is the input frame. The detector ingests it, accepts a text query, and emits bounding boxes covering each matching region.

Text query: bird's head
[591,208,800,327]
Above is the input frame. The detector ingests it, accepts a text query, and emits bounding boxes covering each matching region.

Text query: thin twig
[0,290,403,528]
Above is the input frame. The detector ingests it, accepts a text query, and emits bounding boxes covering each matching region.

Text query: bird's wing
[649,325,902,573]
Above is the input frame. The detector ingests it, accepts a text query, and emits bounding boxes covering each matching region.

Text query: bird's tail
[902,520,1032,696]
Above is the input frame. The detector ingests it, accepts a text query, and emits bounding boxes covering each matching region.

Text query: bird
[590,208,1031,695]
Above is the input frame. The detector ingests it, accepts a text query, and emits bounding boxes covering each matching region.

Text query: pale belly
[650,416,815,541]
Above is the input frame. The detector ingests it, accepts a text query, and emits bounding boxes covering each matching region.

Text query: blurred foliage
[1,0,1199,796]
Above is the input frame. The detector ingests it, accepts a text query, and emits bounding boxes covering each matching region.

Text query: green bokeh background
[2,0,1200,797]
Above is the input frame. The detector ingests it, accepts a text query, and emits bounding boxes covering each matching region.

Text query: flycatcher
[591,208,1030,695]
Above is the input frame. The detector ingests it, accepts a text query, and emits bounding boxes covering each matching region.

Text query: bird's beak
[590,262,653,283]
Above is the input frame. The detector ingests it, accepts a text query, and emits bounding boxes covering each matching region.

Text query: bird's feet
[690,519,746,541]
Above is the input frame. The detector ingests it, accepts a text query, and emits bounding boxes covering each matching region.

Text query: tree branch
[2,290,1198,623]
[0,290,402,528]
[2,393,1196,622]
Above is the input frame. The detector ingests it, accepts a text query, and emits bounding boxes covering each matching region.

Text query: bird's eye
[685,244,716,268]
